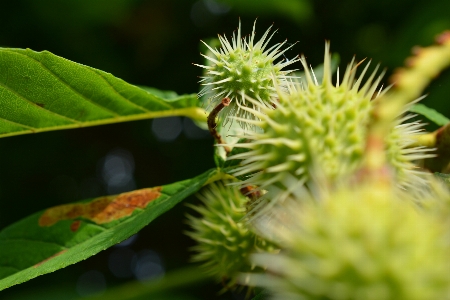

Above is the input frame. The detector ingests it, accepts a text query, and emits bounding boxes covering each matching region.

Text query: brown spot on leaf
[33,249,68,268]
[70,220,81,232]
[36,103,45,108]
[39,187,162,227]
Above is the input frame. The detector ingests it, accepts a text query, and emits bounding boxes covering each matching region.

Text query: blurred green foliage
[0,0,449,299]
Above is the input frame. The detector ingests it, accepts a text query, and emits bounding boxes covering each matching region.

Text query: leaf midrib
[17,49,160,115]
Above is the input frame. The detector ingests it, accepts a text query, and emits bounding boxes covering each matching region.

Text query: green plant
[197,20,298,129]
[227,43,432,209]
[185,181,276,288]
[242,181,450,300]
[0,18,449,300]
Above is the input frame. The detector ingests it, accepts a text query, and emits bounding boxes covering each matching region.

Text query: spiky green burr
[228,43,432,203]
[195,20,298,129]
[185,181,276,287]
[242,182,450,300]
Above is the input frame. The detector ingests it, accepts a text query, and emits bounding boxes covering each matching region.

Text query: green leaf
[0,48,206,138]
[222,138,251,169]
[434,172,450,188]
[410,103,450,126]
[251,291,269,300]
[0,168,221,291]
[137,86,179,100]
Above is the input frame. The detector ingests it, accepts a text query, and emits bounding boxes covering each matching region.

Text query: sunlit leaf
[251,290,269,300]
[410,103,450,126]
[0,48,205,138]
[0,168,219,291]
[434,172,450,188]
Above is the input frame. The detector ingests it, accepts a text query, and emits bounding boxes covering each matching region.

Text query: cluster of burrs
[187,22,450,298]
[225,43,434,212]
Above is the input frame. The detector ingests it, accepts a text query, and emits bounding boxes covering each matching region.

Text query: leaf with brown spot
[33,250,67,268]
[39,187,162,226]
[0,168,218,291]
[70,221,81,232]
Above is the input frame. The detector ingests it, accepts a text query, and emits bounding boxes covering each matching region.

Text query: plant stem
[208,98,232,154]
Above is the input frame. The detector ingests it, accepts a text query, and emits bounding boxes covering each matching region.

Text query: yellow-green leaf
[410,103,450,126]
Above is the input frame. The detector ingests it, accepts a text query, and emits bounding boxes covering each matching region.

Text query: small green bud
[195,20,298,129]
[228,43,433,204]
[185,181,276,287]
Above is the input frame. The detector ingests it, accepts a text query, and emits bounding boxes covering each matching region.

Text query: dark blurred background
[0,0,449,299]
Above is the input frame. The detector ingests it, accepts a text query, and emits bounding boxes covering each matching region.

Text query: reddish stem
[207,98,231,154]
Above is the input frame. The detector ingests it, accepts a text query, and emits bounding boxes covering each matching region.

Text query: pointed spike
[200,40,221,57]
[310,64,319,86]
[266,42,288,61]
[208,70,224,76]
[299,56,316,87]
[193,63,212,70]
[236,103,266,119]
[241,153,275,164]
[230,116,263,126]
[272,40,298,60]
[261,27,278,52]
[277,57,301,69]
[237,18,242,49]
[227,150,260,161]
[202,77,233,85]
[322,41,332,85]
[358,63,380,96]
[232,163,265,176]
[336,67,340,87]
[352,59,371,91]
[367,70,387,99]
[341,56,356,87]
[255,24,274,50]
[200,53,219,64]
[263,42,282,57]
[218,35,234,54]
[256,172,284,189]
[348,57,366,88]
[249,19,257,48]
[266,162,292,173]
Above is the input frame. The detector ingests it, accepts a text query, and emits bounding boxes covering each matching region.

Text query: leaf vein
[10,50,122,118]
[0,51,81,125]
[92,69,165,112]
[0,116,36,130]
[0,83,81,126]
[92,70,173,112]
